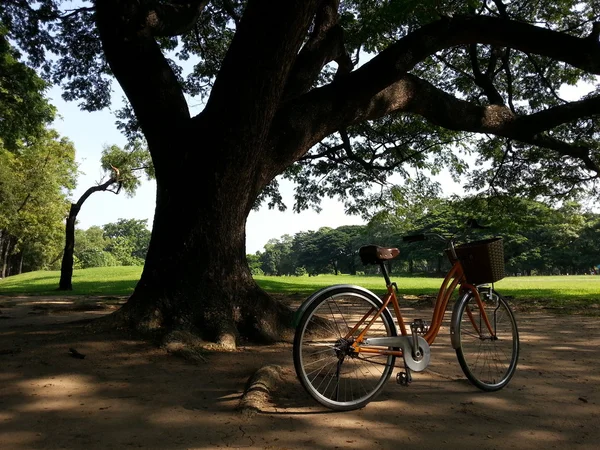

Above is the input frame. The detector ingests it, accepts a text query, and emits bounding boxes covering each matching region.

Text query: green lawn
[0,266,143,296]
[1,267,599,309]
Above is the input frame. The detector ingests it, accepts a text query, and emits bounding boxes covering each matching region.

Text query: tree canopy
[2,1,599,211]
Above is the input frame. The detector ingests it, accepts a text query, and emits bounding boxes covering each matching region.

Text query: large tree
[3,1,600,347]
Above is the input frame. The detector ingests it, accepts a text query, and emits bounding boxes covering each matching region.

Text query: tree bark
[58,203,79,290]
[1,235,13,279]
[112,137,295,347]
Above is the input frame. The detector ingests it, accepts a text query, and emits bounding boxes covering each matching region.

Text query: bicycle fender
[450,290,472,349]
[292,284,384,328]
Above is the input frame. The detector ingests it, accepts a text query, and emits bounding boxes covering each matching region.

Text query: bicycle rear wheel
[454,289,519,391]
[293,286,397,411]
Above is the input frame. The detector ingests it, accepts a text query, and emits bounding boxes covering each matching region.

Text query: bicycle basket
[454,237,505,285]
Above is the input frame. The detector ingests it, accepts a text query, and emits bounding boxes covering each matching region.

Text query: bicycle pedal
[396,372,412,386]
[410,319,429,334]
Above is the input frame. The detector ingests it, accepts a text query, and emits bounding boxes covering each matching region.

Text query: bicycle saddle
[359,245,400,265]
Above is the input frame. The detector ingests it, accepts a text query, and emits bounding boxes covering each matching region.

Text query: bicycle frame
[349,259,495,358]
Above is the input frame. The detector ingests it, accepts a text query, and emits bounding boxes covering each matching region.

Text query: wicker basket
[454,237,505,285]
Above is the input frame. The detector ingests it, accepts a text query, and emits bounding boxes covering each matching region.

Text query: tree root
[237,364,284,418]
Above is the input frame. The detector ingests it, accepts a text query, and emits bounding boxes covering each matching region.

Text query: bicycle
[292,222,520,411]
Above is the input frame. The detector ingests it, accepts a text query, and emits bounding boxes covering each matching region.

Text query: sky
[47,86,368,255]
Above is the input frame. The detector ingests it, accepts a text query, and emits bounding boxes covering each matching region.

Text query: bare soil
[0,295,599,450]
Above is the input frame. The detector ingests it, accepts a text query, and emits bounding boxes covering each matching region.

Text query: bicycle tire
[454,289,519,391]
[293,285,397,411]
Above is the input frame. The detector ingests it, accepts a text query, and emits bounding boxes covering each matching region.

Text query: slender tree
[59,142,152,289]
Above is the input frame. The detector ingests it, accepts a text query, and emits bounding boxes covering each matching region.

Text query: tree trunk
[1,235,14,279]
[58,203,79,290]
[0,231,4,278]
[112,140,295,349]
[18,250,23,275]
[92,0,319,347]
[58,178,117,291]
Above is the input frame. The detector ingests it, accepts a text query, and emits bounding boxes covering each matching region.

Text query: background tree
[259,236,295,276]
[73,226,117,269]
[4,1,600,347]
[103,219,151,265]
[0,30,55,151]
[245,252,263,276]
[58,142,152,290]
[292,226,366,275]
[0,129,77,277]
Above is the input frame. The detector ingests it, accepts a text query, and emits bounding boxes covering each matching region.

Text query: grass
[254,274,600,310]
[0,266,143,296]
[1,267,599,310]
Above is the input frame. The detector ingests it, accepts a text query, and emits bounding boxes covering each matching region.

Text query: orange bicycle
[292,222,519,411]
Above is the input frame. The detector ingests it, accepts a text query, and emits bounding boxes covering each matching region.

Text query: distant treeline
[247,197,600,277]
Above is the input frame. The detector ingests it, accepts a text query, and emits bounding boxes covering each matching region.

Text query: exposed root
[216,332,237,350]
[162,330,209,363]
[237,365,284,418]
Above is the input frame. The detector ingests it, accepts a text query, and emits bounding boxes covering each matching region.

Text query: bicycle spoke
[294,289,396,410]
[456,291,519,391]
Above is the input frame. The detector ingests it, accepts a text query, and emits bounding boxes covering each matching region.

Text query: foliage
[73,220,151,268]
[0,30,55,151]
[250,195,600,278]
[102,218,151,262]
[245,253,264,276]
[77,248,119,269]
[2,1,599,210]
[0,129,77,274]
[100,141,154,194]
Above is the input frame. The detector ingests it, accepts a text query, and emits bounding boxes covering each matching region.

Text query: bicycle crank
[361,336,431,372]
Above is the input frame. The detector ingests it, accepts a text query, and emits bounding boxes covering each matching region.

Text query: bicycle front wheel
[454,289,519,391]
[293,286,397,411]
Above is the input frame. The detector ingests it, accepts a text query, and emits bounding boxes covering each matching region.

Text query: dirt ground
[0,295,599,450]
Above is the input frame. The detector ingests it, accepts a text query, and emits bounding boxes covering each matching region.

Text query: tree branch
[60,7,95,19]
[515,96,600,135]
[270,15,600,172]
[284,0,352,99]
[143,0,210,37]
[73,176,118,213]
[469,43,504,105]
[95,0,191,148]
[202,0,321,149]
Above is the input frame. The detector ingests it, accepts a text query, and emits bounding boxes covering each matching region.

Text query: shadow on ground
[0,296,598,450]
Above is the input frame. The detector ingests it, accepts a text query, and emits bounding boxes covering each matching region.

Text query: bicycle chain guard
[361,336,431,372]
[403,336,431,372]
